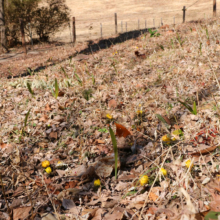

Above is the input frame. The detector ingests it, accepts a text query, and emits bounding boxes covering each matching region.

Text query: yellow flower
[45,167,52,174]
[106,114,113,120]
[160,168,167,176]
[94,179,101,187]
[140,175,149,186]
[185,160,193,169]
[56,161,65,168]
[136,110,143,115]
[161,135,171,143]
[42,160,50,168]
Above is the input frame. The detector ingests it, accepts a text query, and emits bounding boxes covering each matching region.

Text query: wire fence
[53,0,218,43]
[1,0,218,49]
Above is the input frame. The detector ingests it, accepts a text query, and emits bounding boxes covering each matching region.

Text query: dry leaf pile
[1,18,220,220]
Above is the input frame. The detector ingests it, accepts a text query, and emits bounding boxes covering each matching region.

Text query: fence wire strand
[187,0,200,9]
[76,9,181,23]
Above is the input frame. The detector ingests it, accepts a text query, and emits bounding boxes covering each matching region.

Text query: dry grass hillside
[1,17,220,219]
[55,0,214,42]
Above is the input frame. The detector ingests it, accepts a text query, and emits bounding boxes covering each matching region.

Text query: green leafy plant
[52,78,59,99]
[74,73,83,86]
[157,44,164,50]
[21,109,31,136]
[92,74,95,85]
[60,66,69,78]
[204,211,220,220]
[199,42,202,55]
[176,33,185,47]
[24,109,31,128]
[155,114,171,129]
[98,128,108,133]
[82,89,92,101]
[109,125,118,179]
[170,39,174,49]
[205,28,209,40]
[27,82,34,96]
[148,28,160,37]
[178,99,197,115]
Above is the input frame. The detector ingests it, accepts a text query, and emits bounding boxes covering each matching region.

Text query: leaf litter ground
[1,18,220,220]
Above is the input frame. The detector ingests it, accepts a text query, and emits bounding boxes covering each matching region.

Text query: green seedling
[178,99,197,115]
[199,42,202,55]
[92,74,95,85]
[60,66,69,78]
[74,73,83,86]
[82,89,92,101]
[24,109,31,128]
[52,78,59,99]
[157,44,164,50]
[176,33,185,47]
[98,128,108,133]
[148,28,160,37]
[20,109,31,137]
[27,68,33,76]
[156,114,171,129]
[27,82,34,96]
[204,211,220,220]
[206,28,209,40]
[109,125,118,180]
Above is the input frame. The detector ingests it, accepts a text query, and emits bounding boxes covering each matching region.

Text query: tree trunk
[0,0,8,53]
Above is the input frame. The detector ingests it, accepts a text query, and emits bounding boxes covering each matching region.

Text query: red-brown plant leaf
[188,145,218,156]
[115,123,131,138]
[108,99,117,109]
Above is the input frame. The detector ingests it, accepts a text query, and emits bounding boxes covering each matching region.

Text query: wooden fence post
[182,6,186,23]
[161,18,163,26]
[145,20,147,29]
[100,23,102,38]
[28,23,33,47]
[19,18,27,55]
[72,17,76,44]
[126,22,127,32]
[153,19,155,28]
[121,21,123,32]
[115,13,117,34]
[213,0,216,17]
[173,17,175,26]
[138,19,140,30]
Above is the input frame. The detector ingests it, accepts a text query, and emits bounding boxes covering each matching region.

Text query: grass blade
[74,73,83,86]
[193,101,197,115]
[155,114,170,128]
[60,66,69,78]
[109,125,118,179]
[178,99,197,115]
[54,78,59,99]
[24,109,31,128]
[178,99,193,113]
[27,82,34,95]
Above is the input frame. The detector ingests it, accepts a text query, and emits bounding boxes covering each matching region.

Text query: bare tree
[0,0,8,53]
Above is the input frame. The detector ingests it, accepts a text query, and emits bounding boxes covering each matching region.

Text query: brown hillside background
[54,0,214,42]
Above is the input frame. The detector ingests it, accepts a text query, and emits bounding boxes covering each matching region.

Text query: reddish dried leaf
[49,131,58,139]
[0,143,12,149]
[162,115,171,125]
[115,123,131,138]
[58,90,65,97]
[108,99,117,109]
[95,139,105,144]
[45,103,52,111]
[188,145,218,156]
[13,206,32,220]
[39,114,48,122]
[134,51,146,59]
[149,192,159,202]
